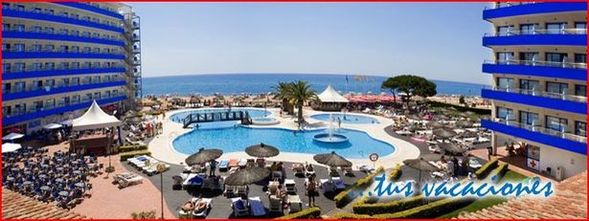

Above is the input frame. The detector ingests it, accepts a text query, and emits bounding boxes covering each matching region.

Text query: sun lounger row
[113,172,143,188]
[127,155,170,176]
[178,197,212,218]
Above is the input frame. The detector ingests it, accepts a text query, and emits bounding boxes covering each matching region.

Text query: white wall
[539,146,586,179]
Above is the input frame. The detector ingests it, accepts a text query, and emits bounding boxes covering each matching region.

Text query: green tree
[273,82,294,114]
[381,75,437,105]
[459,95,465,105]
[274,81,316,127]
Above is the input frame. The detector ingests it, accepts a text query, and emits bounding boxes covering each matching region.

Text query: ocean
[142,73,488,97]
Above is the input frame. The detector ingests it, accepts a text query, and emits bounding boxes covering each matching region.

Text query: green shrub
[329,212,372,219]
[374,197,475,218]
[131,210,156,219]
[120,150,152,161]
[490,164,509,183]
[475,159,498,179]
[119,145,148,153]
[334,167,384,208]
[275,207,321,219]
[388,164,402,181]
[352,195,428,215]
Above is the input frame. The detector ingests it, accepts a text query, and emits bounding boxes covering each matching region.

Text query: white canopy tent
[317,85,349,103]
[2,143,22,153]
[72,100,121,131]
[2,132,24,141]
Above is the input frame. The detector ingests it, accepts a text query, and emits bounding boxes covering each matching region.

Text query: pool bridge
[182,110,252,128]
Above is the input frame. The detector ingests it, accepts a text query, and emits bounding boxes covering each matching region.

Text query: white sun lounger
[192,198,213,217]
[238,159,247,167]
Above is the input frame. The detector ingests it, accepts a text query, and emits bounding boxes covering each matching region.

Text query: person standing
[487,146,493,161]
[306,175,317,207]
[209,159,217,177]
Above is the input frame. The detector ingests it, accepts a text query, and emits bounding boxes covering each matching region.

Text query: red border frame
[0,0,587,220]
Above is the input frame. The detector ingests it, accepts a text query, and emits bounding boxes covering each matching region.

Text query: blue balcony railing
[2,8,124,33]
[3,67,126,80]
[53,2,124,20]
[481,88,587,115]
[483,2,587,20]
[2,95,127,126]
[482,60,587,81]
[2,31,125,47]
[2,51,125,60]
[482,119,586,155]
[483,31,586,47]
[2,81,126,101]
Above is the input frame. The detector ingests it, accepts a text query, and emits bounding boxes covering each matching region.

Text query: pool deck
[148,108,420,169]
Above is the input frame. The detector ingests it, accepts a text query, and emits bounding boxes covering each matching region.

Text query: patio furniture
[269,195,283,213]
[219,159,229,172]
[249,196,267,217]
[231,197,250,217]
[285,179,296,194]
[183,174,204,189]
[288,195,303,213]
[192,198,213,218]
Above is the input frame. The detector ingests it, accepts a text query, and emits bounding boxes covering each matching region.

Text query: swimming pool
[172,126,395,159]
[311,113,379,124]
[170,108,270,124]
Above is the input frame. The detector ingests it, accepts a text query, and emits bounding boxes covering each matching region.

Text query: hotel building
[2,2,141,134]
[481,2,587,179]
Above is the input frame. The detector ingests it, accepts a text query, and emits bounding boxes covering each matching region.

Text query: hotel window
[71,46,79,53]
[59,45,69,52]
[71,77,80,86]
[14,63,25,72]
[14,81,25,93]
[520,24,537,35]
[546,116,568,133]
[31,26,42,32]
[59,62,69,70]
[546,82,568,95]
[496,25,513,36]
[72,62,80,69]
[64,96,70,106]
[575,121,587,137]
[45,99,55,109]
[72,95,80,104]
[93,76,100,83]
[94,92,101,99]
[14,104,26,115]
[44,45,55,52]
[2,23,9,31]
[84,93,92,102]
[70,30,79,36]
[3,83,11,94]
[519,111,539,127]
[496,52,514,63]
[44,27,54,34]
[93,47,100,53]
[2,3,9,10]
[13,24,24,32]
[519,52,538,64]
[32,44,42,52]
[57,97,65,107]
[33,7,41,13]
[575,22,586,34]
[496,107,514,121]
[82,31,91,37]
[574,53,586,66]
[14,44,24,52]
[45,79,55,88]
[3,63,11,73]
[104,91,111,98]
[546,22,566,34]
[44,8,54,15]
[496,77,513,90]
[32,63,42,71]
[546,53,567,64]
[2,43,9,51]
[520,79,539,94]
[59,28,68,35]
[32,80,42,91]
[3,106,11,117]
[61,78,69,87]
[33,101,43,111]
[15,4,24,11]
[83,47,91,53]
[71,14,79,19]
[44,62,55,70]
[575,85,586,97]
[113,90,119,96]
[92,33,99,38]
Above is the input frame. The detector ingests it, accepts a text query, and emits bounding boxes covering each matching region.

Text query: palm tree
[273,82,294,114]
[286,81,316,127]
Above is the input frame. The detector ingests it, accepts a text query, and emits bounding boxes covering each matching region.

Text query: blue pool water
[311,113,379,124]
[172,126,395,159]
[170,108,270,124]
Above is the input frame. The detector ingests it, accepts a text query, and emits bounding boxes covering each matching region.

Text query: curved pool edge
[149,108,420,169]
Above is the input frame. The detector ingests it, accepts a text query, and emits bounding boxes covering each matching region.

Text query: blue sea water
[142,73,487,97]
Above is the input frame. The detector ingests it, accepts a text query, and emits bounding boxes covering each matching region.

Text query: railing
[2,8,124,33]
[486,2,537,9]
[3,66,126,74]
[2,51,126,60]
[2,30,125,46]
[2,81,126,101]
[493,118,587,143]
[484,59,587,69]
[485,28,586,36]
[486,87,587,103]
[182,110,251,128]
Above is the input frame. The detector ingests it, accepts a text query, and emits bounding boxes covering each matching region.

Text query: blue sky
[128,3,494,84]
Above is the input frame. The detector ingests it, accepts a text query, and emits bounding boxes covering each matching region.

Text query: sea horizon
[142,73,488,97]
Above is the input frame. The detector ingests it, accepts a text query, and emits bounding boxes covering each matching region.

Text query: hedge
[274,207,321,219]
[119,145,148,153]
[120,150,152,161]
[490,163,509,183]
[330,212,372,219]
[388,164,402,181]
[352,195,428,215]
[475,159,498,179]
[334,167,384,208]
[427,101,491,115]
[376,197,475,218]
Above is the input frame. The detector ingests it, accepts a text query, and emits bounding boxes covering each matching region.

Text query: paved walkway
[148,107,421,169]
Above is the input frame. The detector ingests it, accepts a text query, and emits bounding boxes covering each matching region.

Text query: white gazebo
[2,132,24,142]
[314,85,349,111]
[71,100,121,155]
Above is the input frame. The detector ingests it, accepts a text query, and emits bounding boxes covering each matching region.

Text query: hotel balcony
[2,95,127,126]
[53,2,124,19]
[482,60,587,81]
[481,87,587,115]
[3,67,126,80]
[483,29,586,47]
[2,51,125,60]
[482,119,586,155]
[2,81,126,101]
[2,30,125,47]
[2,8,124,33]
[483,2,587,20]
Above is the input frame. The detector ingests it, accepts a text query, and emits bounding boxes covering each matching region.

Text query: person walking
[487,146,493,161]
[209,159,217,177]
[306,175,317,207]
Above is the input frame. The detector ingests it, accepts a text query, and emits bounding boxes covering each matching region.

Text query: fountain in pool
[313,113,349,144]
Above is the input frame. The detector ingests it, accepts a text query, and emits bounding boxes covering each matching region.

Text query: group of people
[440,155,473,178]
[2,148,99,208]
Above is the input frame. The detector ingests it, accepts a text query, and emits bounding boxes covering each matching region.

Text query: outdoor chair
[249,196,267,217]
[231,197,250,217]
[269,195,283,213]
